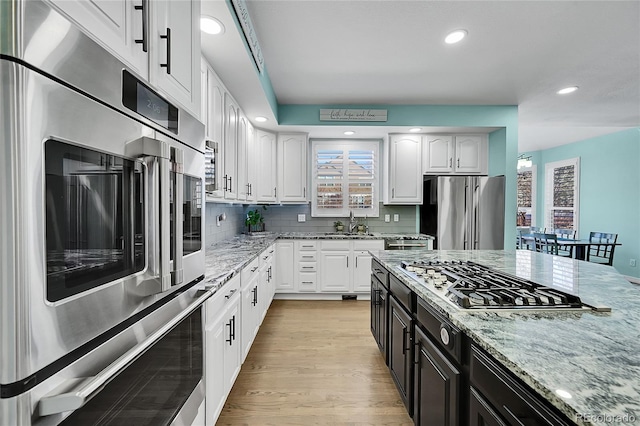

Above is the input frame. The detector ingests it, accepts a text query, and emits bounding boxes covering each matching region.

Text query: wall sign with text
[319,109,388,122]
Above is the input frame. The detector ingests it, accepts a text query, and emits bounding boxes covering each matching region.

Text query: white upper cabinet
[277,133,308,203]
[255,130,278,203]
[236,112,249,202]
[48,0,201,117]
[423,134,487,175]
[423,135,454,173]
[387,134,422,204]
[454,135,486,174]
[150,0,201,117]
[223,93,239,200]
[46,0,148,78]
[245,122,257,204]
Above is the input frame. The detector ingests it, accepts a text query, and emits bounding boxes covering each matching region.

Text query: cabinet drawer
[372,259,389,287]
[297,252,317,262]
[205,276,240,324]
[241,258,260,282]
[299,262,317,272]
[470,344,572,426]
[297,241,318,250]
[390,274,415,313]
[354,239,384,251]
[321,240,350,250]
[299,272,317,292]
[259,245,276,267]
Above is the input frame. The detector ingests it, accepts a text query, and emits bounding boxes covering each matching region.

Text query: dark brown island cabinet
[370,262,577,426]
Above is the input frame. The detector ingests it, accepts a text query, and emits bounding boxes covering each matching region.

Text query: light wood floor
[216,300,413,425]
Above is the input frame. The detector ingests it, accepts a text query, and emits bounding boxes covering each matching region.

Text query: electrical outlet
[385,214,390,222]
[630,259,637,267]
[393,214,399,222]
[297,214,306,222]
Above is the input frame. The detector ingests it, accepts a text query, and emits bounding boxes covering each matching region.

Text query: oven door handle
[38,289,211,417]
[126,137,173,291]
[171,147,184,286]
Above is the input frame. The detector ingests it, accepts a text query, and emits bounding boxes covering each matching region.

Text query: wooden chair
[517,227,544,250]
[587,232,618,266]
[533,233,558,255]
[550,228,576,257]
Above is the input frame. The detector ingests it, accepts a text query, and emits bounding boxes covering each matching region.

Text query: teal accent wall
[278,103,518,249]
[522,128,640,278]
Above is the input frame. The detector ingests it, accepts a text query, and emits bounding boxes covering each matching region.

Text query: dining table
[519,234,621,262]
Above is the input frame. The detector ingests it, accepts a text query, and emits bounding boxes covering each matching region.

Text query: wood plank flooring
[216,300,412,425]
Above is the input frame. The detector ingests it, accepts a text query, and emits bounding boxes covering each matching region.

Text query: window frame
[544,157,580,233]
[311,139,380,218]
[517,164,537,227]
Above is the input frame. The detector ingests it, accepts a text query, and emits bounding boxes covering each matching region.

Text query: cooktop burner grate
[400,260,585,310]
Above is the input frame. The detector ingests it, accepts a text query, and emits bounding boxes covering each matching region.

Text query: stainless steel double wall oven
[1,1,207,424]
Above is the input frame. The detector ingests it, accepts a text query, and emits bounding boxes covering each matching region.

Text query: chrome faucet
[349,210,358,233]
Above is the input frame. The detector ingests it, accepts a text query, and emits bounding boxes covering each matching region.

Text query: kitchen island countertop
[370,249,640,426]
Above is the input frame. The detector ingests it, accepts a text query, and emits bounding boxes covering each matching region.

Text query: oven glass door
[45,139,145,302]
[58,307,203,425]
[169,174,203,260]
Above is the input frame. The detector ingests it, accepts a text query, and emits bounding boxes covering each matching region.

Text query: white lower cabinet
[204,275,240,425]
[276,239,384,295]
[276,241,295,292]
[319,241,351,292]
[240,258,260,362]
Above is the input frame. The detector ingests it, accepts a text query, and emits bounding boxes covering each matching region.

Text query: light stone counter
[202,232,432,292]
[371,249,640,426]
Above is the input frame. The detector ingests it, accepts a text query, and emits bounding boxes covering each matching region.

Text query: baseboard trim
[625,275,640,285]
[274,293,371,301]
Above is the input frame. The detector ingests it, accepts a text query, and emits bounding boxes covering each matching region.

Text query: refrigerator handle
[474,183,480,249]
[463,184,469,249]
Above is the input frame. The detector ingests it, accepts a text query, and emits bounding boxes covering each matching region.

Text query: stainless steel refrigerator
[420,176,505,249]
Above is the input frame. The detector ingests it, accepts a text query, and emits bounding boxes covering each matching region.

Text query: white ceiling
[201,0,640,152]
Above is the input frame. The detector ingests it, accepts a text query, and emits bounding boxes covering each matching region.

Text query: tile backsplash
[205,202,418,245]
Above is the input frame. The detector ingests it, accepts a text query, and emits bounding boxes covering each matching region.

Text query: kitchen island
[371,249,640,426]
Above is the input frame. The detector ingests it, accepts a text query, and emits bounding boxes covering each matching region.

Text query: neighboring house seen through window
[311,140,379,217]
[545,157,580,232]
[517,165,536,227]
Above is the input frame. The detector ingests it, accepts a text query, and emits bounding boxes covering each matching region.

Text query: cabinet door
[256,130,278,202]
[203,66,225,199]
[275,241,295,292]
[151,0,200,117]
[205,309,226,424]
[389,296,413,413]
[223,94,238,199]
[241,277,258,362]
[469,387,508,426]
[371,276,388,360]
[353,251,373,292]
[413,326,460,426]
[277,133,308,202]
[237,113,249,201]
[48,0,148,78]
[423,135,454,173]
[454,135,484,173]
[246,123,257,203]
[224,296,241,390]
[319,251,350,292]
[389,135,422,204]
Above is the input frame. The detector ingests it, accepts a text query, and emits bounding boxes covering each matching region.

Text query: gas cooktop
[398,260,610,312]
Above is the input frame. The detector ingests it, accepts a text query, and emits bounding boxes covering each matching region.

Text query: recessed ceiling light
[409,128,422,133]
[557,86,579,95]
[344,131,355,136]
[201,16,224,35]
[445,29,467,44]
[255,116,268,122]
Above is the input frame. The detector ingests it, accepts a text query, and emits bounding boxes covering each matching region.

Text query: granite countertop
[203,231,432,292]
[370,249,640,426]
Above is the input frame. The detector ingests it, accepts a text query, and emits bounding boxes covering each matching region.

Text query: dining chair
[587,232,618,266]
[533,233,558,255]
[550,228,576,257]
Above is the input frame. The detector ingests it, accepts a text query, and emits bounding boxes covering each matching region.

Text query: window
[545,157,580,231]
[311,140,379,217]
[517,165,536,227]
